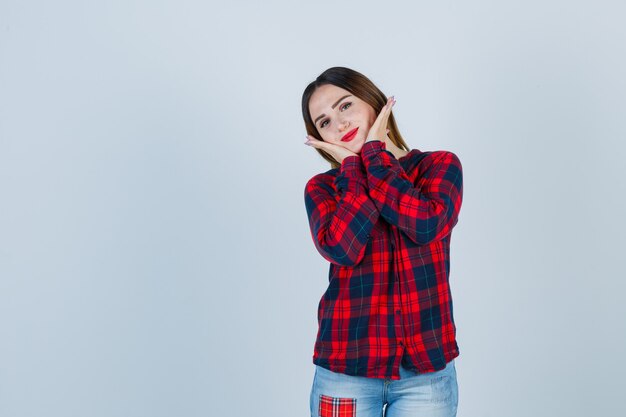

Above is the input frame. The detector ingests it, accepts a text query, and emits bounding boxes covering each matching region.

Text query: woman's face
[308,84,377,155]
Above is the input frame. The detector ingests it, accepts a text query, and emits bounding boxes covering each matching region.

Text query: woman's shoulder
[406,148,460,165]
[422,149,462,167]
[400,149,462,181]
[401,148,430,169]
[304,167,340,194]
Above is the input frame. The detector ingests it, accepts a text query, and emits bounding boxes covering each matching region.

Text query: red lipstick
[341,127,359,142]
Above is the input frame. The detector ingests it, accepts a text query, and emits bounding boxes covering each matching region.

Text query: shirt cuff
[361,140,396,169]
[340,155,364,175]
[361,140,386,160]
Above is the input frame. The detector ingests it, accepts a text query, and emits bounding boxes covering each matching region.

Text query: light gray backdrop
[1,1,624,416]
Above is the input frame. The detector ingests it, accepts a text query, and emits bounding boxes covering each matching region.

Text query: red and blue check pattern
[319,394,357,417]
[304,140,463,380]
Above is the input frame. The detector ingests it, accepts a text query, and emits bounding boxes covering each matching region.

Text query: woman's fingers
[305,136,334,153]
[305,135,323,147]
[371,96,396,129]
[381,96,395,123]
[304,135,357,163]
[366,96,396,143]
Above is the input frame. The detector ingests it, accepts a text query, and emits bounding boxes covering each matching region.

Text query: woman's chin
[351,138,366,154]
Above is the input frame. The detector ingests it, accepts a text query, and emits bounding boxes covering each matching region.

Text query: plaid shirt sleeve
[304,155,380,266]
[360,140,463,245]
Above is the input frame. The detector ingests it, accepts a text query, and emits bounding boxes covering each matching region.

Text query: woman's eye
[320,103,351,129]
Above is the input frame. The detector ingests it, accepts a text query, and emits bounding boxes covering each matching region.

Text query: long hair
[301,66,410,170]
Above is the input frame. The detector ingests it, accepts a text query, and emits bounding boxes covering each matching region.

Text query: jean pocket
[430,374,455,404]
[318,394,357,417]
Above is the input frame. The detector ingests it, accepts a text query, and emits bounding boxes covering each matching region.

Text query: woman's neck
[387,143,410,160]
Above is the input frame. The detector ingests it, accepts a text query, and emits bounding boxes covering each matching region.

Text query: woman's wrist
[340,154,363,173]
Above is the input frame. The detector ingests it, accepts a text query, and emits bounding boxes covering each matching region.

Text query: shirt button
[398,340,404,346]
[395,310,401,315]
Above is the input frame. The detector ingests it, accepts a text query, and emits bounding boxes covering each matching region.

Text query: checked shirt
[304,139,463,380]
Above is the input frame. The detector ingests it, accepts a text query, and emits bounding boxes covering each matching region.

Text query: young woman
[302,67,464,417]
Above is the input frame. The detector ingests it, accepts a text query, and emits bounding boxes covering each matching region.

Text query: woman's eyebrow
[314,94,352,125]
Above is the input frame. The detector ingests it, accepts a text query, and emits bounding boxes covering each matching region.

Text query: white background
[1,1,625,416]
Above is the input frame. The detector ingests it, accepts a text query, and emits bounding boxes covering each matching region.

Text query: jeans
[310,359,458,417]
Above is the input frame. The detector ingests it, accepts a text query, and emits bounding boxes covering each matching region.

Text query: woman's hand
[366,96,408,159]
[304,135,358,165]
[365,96,396,145]
[304,96,397,164]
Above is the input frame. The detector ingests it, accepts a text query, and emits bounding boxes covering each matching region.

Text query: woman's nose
[338,120,350,131]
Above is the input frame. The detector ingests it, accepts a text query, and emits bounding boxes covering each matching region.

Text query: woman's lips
[341,127,359,142]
